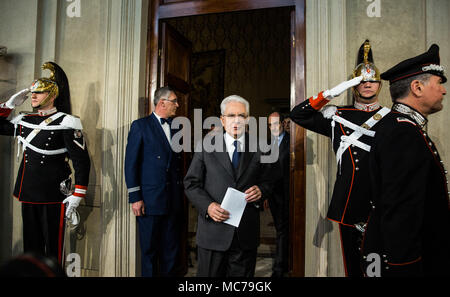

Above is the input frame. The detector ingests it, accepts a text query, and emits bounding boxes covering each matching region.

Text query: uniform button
[157,156,161,159]
[355,167,359,171]
[429,142,433,146]
[48,137,51,140]
[355,159,359,163]
[51,132,54,135]
[46,143,49,146]
[25,160,28,163]
[40,161,44,164]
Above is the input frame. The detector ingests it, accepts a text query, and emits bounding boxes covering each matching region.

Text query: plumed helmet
[352,40,381,82]
[30,62,71,114]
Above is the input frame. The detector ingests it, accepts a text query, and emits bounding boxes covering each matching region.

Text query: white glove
[2,88,30,109]
[62,195,82,218]
[323,75,363,100]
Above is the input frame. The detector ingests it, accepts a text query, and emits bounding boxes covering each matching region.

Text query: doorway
[144,0,306,277]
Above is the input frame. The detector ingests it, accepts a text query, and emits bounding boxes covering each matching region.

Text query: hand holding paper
[207,202,230,222]
[220,187,247,227]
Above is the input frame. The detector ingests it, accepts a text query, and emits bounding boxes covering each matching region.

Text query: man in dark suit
[361,44,449,277]
[266,111,290,277]
[184,95,277,277]
[124,86,184,277]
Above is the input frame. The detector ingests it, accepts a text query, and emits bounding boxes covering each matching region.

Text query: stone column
[305,0,347,277]
[99,0,148,277]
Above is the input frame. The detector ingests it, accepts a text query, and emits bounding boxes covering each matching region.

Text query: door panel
[159,22,192,276]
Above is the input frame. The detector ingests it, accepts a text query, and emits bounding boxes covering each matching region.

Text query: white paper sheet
[220,187,247,227]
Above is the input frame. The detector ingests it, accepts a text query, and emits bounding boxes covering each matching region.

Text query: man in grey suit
[184,95,277,277]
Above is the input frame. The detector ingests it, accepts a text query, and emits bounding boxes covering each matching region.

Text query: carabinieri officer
[0,62,90,265]
[361,44,449,277]
[290,40,389,276]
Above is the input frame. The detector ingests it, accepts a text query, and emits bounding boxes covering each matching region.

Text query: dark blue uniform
[124,113,184,277]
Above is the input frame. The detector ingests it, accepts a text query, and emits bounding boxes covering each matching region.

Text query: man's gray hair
[389,73,432,102]
[220,95,250,115]
[154,86,175,106]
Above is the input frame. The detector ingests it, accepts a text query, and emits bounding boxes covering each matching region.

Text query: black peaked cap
[381,44,447,84]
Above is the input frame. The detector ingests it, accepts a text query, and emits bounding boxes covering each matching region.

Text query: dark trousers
[197,232,257,277]
[21,203,66,264]
[268,196,289,275]
[137,212,180,277]
[339,224,364,277]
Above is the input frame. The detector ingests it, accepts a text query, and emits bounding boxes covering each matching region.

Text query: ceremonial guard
[290,40,389,276]
[0,62,90,264]
[361,44,449,276]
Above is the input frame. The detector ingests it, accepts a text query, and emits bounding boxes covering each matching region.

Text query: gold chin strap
[30,79,58,107]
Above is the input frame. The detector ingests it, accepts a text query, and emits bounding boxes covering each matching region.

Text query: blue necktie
[232,140,241,169]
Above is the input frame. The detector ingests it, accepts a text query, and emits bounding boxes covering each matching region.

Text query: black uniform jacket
[290,94,385,226]
[361,106,450,276]
[0,107,90,204]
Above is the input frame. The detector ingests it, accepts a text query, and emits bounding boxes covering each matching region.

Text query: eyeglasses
[222,113,248,120]
[161,97,178,104]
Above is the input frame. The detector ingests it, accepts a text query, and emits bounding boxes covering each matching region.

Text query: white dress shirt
[153,112,171,144]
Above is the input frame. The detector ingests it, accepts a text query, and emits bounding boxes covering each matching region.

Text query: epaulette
[321,105,338,119]
[60,114,83,130]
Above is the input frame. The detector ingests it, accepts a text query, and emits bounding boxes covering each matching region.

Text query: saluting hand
[323,75,363,99]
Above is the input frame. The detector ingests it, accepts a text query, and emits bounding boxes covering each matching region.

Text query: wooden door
[146,0,306,277]
[159,22,192,276]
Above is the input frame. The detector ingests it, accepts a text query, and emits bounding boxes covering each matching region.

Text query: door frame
[144,0,307,277]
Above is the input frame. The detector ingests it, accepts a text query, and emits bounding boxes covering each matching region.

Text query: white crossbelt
[334,107,390,173]
[16,112,68,157]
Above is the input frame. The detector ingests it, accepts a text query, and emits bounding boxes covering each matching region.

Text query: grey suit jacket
[184,133,277,252]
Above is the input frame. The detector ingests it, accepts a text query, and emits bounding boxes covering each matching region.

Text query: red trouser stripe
[57,203,66,265]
